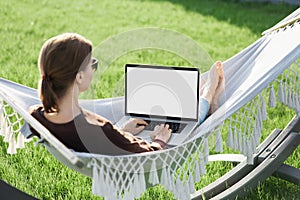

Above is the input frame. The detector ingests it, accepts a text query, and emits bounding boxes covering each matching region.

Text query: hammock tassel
[0,116,7,138]
[295,95,300,113]
[16,132,25,149]
[7,132,16,154]
[233,126,238,151]
[257,110,263,133]
[269,85,276,107]
[250,134,257,154]
[288,88,293,108]
[283,82,288,104]
[161,165,170,190]
[174,176,182,200]
[215,129,223,153]
[261,96,267,120]
[139,169,146,196]
[292,93,296,110]
[204,138,209,164]
[278,81,284,103]
[0,107,5,136]
[238,129,243,152]
[293,93,298,110]
[168,172,176,194]
[95,167,102,197]
[194,159,201,183]
[132,173,140,198]
[242,135,247,155]
[124,188,133,200]
[89,160,101,196]
[226,126,233,148]
[247,153,254,165]
[104,168,115,200]
[175,176,188,200]
[292,93,297,110]
[183,180,191,200]
[199,152,206,175]
[255,117,262,145]
[246,143,254,165]
[88,159,107,198]
[4,125,14,143]
[110,187,117,200]
[148,159,159,185]
[188,173,195,194]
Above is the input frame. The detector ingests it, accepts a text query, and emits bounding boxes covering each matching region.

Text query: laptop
[116,64,199,146]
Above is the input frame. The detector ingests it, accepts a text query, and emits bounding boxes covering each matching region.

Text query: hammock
[1,8,300,200]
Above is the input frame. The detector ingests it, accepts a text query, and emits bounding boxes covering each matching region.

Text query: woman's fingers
[132,118,148,126]
[151,124,172,142]
[154,124,172,143]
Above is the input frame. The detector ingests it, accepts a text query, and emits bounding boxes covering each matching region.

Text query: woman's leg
[198,97,210,125]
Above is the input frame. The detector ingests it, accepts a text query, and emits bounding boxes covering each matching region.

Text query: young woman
[29,33,224,155]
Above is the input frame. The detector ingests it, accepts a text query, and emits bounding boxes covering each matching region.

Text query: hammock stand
[191,115,300,199]
[0,8,300,200]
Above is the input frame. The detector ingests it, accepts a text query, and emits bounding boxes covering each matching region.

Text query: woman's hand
[121,118,148,135]
[150,124,172,144]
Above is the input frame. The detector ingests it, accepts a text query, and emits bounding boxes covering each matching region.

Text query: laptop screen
[125,64,199,121]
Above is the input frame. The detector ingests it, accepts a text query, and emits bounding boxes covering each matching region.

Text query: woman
[29,33,224,155]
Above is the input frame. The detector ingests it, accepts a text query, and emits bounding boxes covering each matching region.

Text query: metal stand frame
[191,115,300,200]
[0,179,38,200]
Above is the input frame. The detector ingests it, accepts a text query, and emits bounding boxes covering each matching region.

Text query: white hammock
[1,8,300,200]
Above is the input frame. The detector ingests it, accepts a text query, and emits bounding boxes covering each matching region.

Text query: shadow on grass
[148,0,298,34]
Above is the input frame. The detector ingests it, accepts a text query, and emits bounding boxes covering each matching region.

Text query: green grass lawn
[0,0,299,199]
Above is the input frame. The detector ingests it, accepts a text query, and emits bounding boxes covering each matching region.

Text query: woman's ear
[75,71,84,84]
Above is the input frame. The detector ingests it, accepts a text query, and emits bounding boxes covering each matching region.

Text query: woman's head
[38,33,93,113]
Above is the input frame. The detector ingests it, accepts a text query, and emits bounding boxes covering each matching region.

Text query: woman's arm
[82,109,170,152]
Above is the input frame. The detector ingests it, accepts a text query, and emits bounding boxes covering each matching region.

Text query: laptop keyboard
[142,120,187,133]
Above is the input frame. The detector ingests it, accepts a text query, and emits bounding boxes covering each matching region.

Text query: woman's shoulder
[28,104,43,115]
[81,108,111,126]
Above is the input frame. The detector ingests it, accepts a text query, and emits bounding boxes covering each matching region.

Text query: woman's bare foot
[210,69,225,113]
[201,61,223,105]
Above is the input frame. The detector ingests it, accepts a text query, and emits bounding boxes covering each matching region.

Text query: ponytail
[40,78,59,113]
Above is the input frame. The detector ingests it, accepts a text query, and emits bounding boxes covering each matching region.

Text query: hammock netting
[0,8,300,200]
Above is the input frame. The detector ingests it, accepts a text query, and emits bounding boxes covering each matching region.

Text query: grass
[0,0,299,199]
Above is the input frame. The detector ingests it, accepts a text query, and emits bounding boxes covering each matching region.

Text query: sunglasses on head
[91,58,98,71]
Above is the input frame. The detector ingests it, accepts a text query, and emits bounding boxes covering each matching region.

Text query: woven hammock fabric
[1,9,300,200]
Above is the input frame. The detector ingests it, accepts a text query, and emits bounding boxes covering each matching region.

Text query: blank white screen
[126,66,198,120]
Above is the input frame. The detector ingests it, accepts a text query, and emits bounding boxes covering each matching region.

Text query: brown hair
[38,33,92,113]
